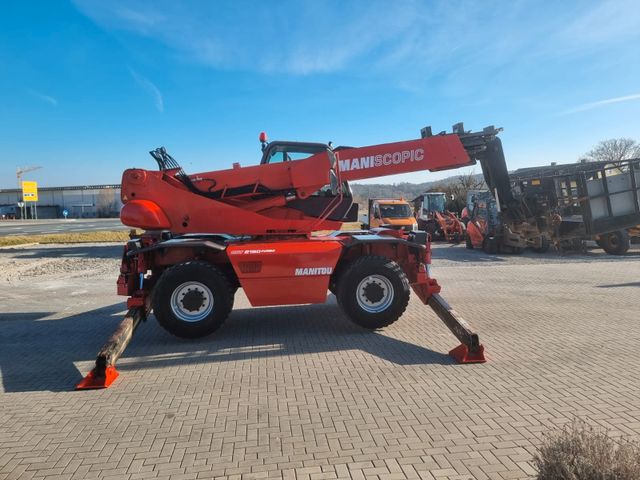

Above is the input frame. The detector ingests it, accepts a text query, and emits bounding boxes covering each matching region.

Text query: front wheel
[482,236,499,254]
[152,261,234,338]
[336,256,410,329]
[599,230,630,255]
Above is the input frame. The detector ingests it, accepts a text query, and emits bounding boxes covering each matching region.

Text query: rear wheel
[336,256,410,329]
[152,261,234,338]
[599,230,630,255]
[482,236,499,254]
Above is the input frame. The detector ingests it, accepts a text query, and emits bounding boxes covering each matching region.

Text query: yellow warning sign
[22,181,39,202]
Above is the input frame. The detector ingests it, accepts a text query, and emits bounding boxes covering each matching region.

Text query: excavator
[77,123,518,389]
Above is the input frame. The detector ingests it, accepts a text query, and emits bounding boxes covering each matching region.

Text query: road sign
[62,209,69,219]
[17,201,24,208]
[22,181,38,202]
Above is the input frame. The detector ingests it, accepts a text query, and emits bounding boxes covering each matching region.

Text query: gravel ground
[0,243,120,281]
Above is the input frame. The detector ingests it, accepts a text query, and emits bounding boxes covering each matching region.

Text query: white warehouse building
[0,185,122,219]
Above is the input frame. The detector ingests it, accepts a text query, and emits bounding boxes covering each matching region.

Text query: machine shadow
[1,296,453,393]
[0,312,52,322]
[431,246,507,263]
[121,296,453,372]
[596,281,640,288]
[0,304,126,393]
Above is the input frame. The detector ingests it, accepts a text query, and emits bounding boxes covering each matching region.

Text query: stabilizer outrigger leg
[427,293,486,363]
[76,306,148,390]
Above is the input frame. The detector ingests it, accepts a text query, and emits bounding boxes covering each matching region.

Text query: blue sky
[1,0,639,188]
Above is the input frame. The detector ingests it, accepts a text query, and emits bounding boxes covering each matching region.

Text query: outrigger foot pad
[427,293,487,364]
[76,366,119,390]
[449,343,486,364]
[76,306,147,390]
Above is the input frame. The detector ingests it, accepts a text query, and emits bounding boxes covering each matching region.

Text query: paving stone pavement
[1,243,639,480]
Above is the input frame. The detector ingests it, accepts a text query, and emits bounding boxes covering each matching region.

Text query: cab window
[268,150,315,163]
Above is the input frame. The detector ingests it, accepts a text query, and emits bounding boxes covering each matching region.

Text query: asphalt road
[0,218,126,236]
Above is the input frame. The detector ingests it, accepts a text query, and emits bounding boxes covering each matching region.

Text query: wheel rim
[356,274,394,313]
[609,235,618,248]
[170,281,214,322]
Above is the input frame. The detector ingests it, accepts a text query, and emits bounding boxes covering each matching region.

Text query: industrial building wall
[0,186,122,219]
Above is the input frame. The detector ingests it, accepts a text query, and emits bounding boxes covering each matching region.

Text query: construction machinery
[363,198,417,231]
[412,192,465,242]
[78,123,519,389]
[510,158,640,254]
[462,190,544,253]
[463,191,500,252]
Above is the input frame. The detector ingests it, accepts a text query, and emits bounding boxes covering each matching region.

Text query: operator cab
[260,140,330,165]
[421,193,447,215]
[258,133,358,223]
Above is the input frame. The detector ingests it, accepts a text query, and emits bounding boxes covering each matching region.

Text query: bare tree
[96,188,118,218]
[580,138,640,163]
[432,171,485,213]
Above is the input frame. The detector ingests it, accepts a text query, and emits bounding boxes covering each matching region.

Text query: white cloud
[27,89,58,106]
[129,68,164,113]
[560,0,640,46]
[560,93,640,115]
[73,0,640,85]
[115,6,165,29]
[72,0,429,75]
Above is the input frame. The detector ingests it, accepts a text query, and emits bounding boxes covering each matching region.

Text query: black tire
[465,233,474,249]
[152,261,234,338]
[336,255,410,329]
[482,236,499,254]
[599,230,630,255]
[531,236,550,253]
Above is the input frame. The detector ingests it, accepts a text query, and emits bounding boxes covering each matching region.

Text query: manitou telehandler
[78,123,524,389]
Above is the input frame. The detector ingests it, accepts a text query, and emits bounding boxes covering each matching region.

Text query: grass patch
[0,230,131,247]
[533,419,640,480]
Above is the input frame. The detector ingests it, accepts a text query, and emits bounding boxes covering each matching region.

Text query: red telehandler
[78,124,514,389]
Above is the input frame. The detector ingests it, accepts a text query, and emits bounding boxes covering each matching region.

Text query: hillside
[350,173,486,211]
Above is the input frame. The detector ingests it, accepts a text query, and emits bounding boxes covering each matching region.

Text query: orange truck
[364,198,417,232]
